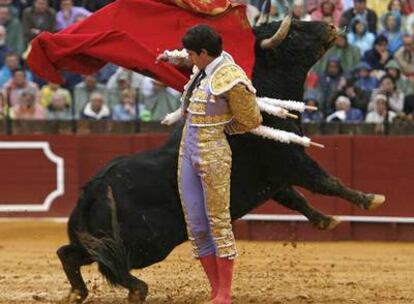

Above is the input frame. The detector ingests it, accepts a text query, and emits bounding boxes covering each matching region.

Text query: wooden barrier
[0,134,413,241]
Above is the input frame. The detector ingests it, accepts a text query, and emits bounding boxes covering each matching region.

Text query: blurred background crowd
[1,0,414,127]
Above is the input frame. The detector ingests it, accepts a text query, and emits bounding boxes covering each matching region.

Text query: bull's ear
[260,15,292,50]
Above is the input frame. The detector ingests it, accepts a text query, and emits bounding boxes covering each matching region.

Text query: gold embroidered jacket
[182,55,262,134]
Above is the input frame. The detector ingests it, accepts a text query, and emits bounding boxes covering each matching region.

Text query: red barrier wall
[0,135,413,241]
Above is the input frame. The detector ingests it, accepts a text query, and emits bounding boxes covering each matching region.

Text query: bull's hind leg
[118,273,149,303]
[273,187,340,230]
[296,157,385,210]
[57,244,93,304]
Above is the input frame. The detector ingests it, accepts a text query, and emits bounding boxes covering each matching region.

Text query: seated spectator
[385,59,413,94]
[268,0,283,22]
[306,0,343,15]
[0,5,25,55]
[3,67,39,106]
[365,93,397,122]
[56,0,91,30]
[312,33,361,74]
[381,0,408,31]
[107,68,143,106]
[379,11,404,55]
[74,74,107,115]
[11,88,45,120]
[326,95,364,122]
[142,80,180,122]
[80,92,111,120]
[316,56,346,113]
[354,61,379,92]
[347,17,376,55]
[370,75,405,113]
[22,0,56,43]
[362,35,392,70]
[0,25,9,67]
[301,91,324,122]
[0,52,32,87]
[112,88,137,121]
[40,82,71,108]
[311,0,341,26]
[292,0,311,21]
[340,0,378,34]
[330,77,371,115]
[394,34,414,76]
[46,92,71,120]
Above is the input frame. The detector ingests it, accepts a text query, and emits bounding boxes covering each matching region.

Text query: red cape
[27,0,255,92]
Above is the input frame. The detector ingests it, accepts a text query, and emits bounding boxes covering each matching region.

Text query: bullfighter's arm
[225,84,263,135]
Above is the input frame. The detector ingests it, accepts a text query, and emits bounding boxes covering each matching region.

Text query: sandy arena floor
[0,221,413,304]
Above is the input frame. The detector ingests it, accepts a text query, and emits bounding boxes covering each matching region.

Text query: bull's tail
[77,184,131,286]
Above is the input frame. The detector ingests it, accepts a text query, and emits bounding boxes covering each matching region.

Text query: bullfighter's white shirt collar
[205,52,225,77]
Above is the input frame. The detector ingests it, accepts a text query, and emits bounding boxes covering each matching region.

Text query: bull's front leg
[272,187,340,230]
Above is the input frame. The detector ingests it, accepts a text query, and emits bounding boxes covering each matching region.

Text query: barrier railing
[0,120,414,135]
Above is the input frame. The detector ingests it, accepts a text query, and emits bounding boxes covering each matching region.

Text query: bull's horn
[260,15,292,50]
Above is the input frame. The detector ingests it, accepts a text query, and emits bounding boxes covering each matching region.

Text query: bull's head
[252,17,337,101]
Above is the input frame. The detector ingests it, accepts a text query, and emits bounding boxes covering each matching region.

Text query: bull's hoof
[367,194,386,210]
[316,216,341,230]
[128,284,149,303]
[61,289,87,304]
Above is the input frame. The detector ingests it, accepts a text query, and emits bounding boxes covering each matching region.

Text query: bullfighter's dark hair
[182,24,223,57]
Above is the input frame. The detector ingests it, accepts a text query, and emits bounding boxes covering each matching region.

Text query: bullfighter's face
[187,49,211,70]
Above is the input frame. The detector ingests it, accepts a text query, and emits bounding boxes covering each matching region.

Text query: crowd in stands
[0,0,414,125]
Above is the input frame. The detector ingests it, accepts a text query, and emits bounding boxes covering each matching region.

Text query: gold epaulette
[209,63,256,96]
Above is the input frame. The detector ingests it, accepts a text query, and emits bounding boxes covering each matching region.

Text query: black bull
[57,20,385,303]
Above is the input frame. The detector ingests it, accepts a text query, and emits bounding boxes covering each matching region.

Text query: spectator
[56,0,91,30]
[381,0,408,31]
[316,56,346,113]
[385,59,413,94]
[312,32,361,74]
[354,61,379,92]
[74,74,106,115]
[0,25,9,67]
[0,52,32,86]
[306,0,343,15]
[107,69,143,106]
[95,63,118,84]
[370,75,405,113]
[0,5,25,55]
[22,0,56,43]
[3,67,38,106]
[362,35,392,70]
[81,0,114,12]
[331,77,371,114]
[1,0,19,17]
[311,0,341,26]
[340,0,378,34]
[326,95,364,122]
[301,91,324,122]
[40,81,71,108]
[379,11,404,54]
[112,88,137,121]
[394,34,414,76]
[292,0,311,21]
[269,0,283,22]
[11,88,44,119]
[46,91,71,120]
[142,80,180,121]
[80,92,111,120]
[365,93,397,122]
[347,16,376,55]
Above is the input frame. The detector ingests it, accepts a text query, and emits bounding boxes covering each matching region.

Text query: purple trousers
[177,120,236,259]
